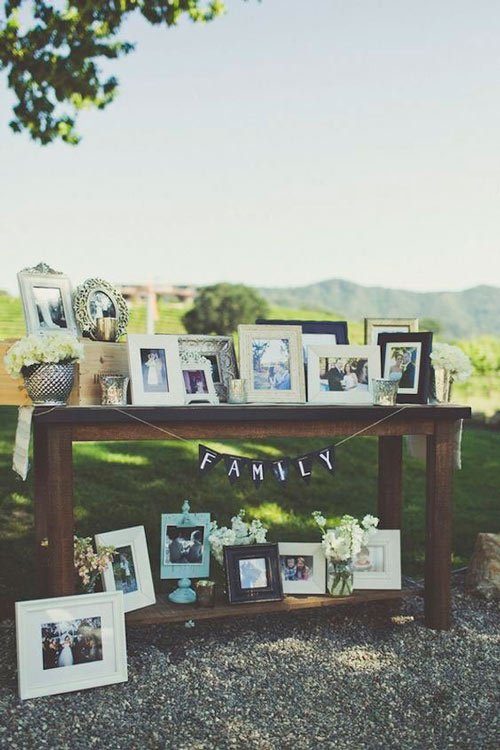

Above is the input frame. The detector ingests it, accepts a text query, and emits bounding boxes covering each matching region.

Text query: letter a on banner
[199,444,222,475]
[292,455,313,483]
[224,455,246,485]
[316,445,336,475]
[249,460,266,489]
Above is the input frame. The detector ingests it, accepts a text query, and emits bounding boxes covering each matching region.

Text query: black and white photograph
[252,338,291,391]
[111,545,138,595]
[164,525,205,565]
[140,348,169,393]
[238,557,268,589]
[89,290,116,320]
[33,285,67,330]
[183,369,209,395]
[205,354,221,383]
[280,555,314,582]
[41,617,103,670]
[319,357,369,393]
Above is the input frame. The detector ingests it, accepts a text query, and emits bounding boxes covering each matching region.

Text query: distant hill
[259,279,500,339]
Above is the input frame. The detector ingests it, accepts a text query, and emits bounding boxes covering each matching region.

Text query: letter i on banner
[199,444,222,475]
[270,458,290,484]
[316,446,336,475]
[224,455,246,485]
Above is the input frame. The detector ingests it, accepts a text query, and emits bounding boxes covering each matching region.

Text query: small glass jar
[99,374,129,406]
[228,379,247,404]
[371,378,399,406]
[195,579,216,608]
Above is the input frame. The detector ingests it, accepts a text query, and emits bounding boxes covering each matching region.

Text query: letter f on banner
[198,444,222,475]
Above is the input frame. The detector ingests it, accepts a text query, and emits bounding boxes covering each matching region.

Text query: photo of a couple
[111,546,138,595]
[385,345,419,390]
[164,526,204,565]
[41,617,103,671]
[320,357,369,392]
[33,286,67,330]
[252,338,292,391]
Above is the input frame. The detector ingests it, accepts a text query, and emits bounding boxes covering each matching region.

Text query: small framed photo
[127,334,185,406]
[95,526,155,613]
[224,543,284,604]
[278,542,326,595]
[364,318,419,346]
[256,320,349,364]
[352,530,401,590]
[17,262,79,336]
[180,352,219,405]
[307,345,381,403]
[15,592,127,700]
[378,332,433,404]
[178,335,238,402]
[238,324,306,403]
[73,278,129,340]
[160,510,211,580]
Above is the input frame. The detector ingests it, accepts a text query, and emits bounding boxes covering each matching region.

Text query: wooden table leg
[33,421,50,595]
[425,421,455,630]
[378,436,403,529]
[45,424,75,597]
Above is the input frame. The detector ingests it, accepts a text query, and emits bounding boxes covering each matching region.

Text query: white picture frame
[352,530,401,590]
[127,334,185,406]
[238,324,306,403]
[95,526,156,613]
[180,351,219,405]
[307,345,381,404]
[17,262,79,336]
[278,542,326,595]
[16,591,127,700]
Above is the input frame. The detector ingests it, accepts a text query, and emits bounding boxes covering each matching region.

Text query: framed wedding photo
[352,530,401,590]
[378,332,433,404]
[16,592,127,700]
[17,262,79,336]
[238,324,305,403]
[224,543,283,605]
[127,334,185,406]
[278,542,326,595]
[364,318,419,346]
[178,335,238,402]
[307,345,381,404]
[95,526,156,613]
[160,510,211,580]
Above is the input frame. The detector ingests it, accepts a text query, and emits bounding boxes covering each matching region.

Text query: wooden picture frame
[364,318,419,346]
[16,592,127,700]
[238,324,305,403]
[127,334,185,406]
[278,542,326,595]
[306,345,381,404]
[224,543,283,605]
[352,530,401,590]
[95,526,155,613]
[177,335,238,402]
[17,262,79,336]
[378,332,433,404]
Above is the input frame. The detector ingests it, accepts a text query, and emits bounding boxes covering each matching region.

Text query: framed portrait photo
[127,334,185,406]
[364,318,419,346]
[160,510,211,580]
[224,543,283,605]
[307,345,381,404]
[378,332,433,404]
[95,526,155,613]
[352,530,401,590]
[238,324,305,403]
[15,592,127,700]
[17,262,79,336]
[74,278,129,340]
[256,320,349,365]
[180,352,219,405]
[177,335,238,402]
[278,542,326,595]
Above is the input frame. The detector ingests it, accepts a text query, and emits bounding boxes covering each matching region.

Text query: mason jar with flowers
[312,511,379,596]
[4,332,84,405]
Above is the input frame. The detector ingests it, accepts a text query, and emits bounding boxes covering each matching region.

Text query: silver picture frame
[73,278,129,340]
[17,262,79,336]
[177,335,238,402]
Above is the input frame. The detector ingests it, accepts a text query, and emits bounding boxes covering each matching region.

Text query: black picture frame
[378,332,433,404]
[256,319,349,344]
[223,543,284,605]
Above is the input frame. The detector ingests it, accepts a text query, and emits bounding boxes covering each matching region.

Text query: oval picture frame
[74,278,129,340]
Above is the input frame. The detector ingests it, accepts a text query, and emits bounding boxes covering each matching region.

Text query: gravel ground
[0,579,498,750]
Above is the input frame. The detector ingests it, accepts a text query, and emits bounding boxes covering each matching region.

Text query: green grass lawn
[0,406,498,601]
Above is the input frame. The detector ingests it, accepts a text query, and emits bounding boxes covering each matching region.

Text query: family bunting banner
[198,444,335,487]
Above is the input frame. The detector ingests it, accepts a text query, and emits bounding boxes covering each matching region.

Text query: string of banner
[31,404,410,487]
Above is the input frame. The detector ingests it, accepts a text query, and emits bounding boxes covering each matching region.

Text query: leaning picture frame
[224,543,283,605]
[15,591,127,700]
[307,345,381,404]
[127,333,185,406]
[160,507,211,580]
[177,335,238,402]
[352,530,402,590]
[73,278,129,340]
[238,324,306,403]
[364,318,419,346]
[378,332,433,404]
[17,262,79,336]
[95,526,156,613]
[278,542,326,595]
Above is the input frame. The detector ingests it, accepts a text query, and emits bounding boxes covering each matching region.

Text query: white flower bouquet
[4,332,84,378]
[312,511,379,563]
[430,343,473,383]
[74,536,116,593]
[208,509,268,565]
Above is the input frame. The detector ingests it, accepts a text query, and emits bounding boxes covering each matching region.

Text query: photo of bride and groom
[384,345,419,391]
[320,357,369,393]
[41,617,103,671]
[164,526,204,565]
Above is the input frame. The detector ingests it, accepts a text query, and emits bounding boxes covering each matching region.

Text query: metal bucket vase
[22,362,75,406]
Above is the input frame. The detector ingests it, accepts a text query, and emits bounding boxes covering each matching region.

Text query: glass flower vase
[327,560,354,597]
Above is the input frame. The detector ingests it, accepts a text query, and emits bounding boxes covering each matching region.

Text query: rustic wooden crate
[0,341,129,406]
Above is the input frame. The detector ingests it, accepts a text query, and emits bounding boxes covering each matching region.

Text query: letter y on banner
[316,446,336,475]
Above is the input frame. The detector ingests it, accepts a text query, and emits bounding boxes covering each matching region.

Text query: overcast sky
[1,0,499,295]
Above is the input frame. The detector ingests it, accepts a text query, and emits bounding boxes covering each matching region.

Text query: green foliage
[183,283,269,335]
[0,0,227,144]
[420,318,442,335]
[458,335,500,376]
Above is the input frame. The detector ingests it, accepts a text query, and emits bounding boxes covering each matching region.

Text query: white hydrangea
[208,509,268,565]
[430,343,473,382]
[313,511,380,563]
[4,333,84,378]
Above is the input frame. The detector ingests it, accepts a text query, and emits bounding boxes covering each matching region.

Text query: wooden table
[32,403,471,630]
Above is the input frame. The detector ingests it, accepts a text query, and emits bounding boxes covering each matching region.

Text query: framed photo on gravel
[224,543,283,604]
[15,591,127,700]
[278,542,326,595]
[127,334,185,406]
[352,530,401,590]
[95,526,156,613]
